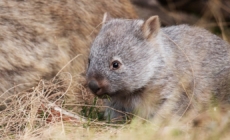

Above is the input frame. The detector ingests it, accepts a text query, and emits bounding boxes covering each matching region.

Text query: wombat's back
[162,25,230,104]
[0,0,137,97]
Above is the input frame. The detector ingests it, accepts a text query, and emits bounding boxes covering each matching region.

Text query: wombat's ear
[102,13,113,24]
[142,16,160,39]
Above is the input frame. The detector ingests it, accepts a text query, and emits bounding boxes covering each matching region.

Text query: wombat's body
[0,0,136,98]
[86,15,230,122]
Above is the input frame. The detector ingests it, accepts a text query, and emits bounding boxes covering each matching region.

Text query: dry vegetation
[1,0,230,140]
[1,73,230,140]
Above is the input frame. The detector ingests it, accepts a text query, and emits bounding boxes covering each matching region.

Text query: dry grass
[1,72,230,140]
[0,72,92,139]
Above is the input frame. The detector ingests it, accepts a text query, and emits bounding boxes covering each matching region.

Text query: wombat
[86,14,230,122]
[0,0,137,99]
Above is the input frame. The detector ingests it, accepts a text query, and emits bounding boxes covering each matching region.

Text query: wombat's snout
[88,80,101,95]
[87,79,108,97]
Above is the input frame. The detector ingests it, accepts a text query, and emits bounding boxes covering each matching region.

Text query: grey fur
[86,16,230,122]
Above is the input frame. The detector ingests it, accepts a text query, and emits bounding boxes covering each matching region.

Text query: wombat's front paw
[104,108,132,123]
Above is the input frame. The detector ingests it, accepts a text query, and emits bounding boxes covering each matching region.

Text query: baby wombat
[86,14,230,122]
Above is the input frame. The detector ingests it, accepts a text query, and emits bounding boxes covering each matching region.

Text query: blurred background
[131,0,230,42]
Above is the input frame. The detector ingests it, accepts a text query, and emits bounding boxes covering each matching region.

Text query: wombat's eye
[110,60,121,70]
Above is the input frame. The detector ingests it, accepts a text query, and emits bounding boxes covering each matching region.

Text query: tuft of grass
[80,97,104,121]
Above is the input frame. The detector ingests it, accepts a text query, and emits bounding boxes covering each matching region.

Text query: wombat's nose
[88,80,101,94]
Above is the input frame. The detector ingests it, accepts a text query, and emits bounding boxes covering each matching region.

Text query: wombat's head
[86,14,162,98]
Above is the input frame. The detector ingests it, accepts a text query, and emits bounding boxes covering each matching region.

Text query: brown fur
[0,0,137,99]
